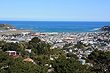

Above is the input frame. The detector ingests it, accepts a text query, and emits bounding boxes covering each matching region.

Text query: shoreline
[0,30,37,36]
[0,29,106,36]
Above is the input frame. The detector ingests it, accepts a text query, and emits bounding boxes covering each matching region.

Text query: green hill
[99,26,110,31]
[0,23,16,30]
[95,26,110,31]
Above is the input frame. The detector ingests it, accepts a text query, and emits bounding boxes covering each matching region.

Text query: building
[78,59,86,65]
[5,51,19,58]
[23,58,34,62]
[5,51,17,56]
[25,49,31,53]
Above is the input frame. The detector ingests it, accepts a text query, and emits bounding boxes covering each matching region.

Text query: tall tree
[50,57,91,73]
[28,37,49,55]
[88,49,110,72]
[8,62,41,73]
[2,42,21,52]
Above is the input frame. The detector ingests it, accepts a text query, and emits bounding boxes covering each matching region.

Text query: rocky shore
[95,26,110,31]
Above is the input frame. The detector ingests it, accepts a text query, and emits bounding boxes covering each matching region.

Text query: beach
[0,30,37,36]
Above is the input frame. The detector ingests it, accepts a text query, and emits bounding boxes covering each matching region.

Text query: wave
[18,27,34,30]
[92,28,101,31]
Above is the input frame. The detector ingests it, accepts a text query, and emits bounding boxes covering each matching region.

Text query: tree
[0,41,6,47]
[8,62,41,73]
[0,51,15,73]
[66,53,78,59]
[74,41,85,49]
[50,57,91,73]
[29,37,41,44]
[88,49,110,72]
[28,37,49,55]
[0,51,48,73]
[2,42,21,52]
[34,55,50,67]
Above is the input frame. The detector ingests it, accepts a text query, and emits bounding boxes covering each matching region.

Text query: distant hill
[0,23,16,30]
[96,26,110,31]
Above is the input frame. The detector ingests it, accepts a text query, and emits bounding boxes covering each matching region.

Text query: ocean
[0,21,110,33]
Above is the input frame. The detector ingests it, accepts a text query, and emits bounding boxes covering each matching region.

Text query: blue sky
[0,0,110,21]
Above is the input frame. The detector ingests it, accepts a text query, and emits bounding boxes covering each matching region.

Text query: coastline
[0,30,37,36]
[0,30,103,36]
[1,21,110,33]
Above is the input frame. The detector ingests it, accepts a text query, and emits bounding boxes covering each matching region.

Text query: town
[1,31,110,51]
[0,31,110,72]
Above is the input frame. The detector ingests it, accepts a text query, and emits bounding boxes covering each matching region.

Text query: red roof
[23,58,33,62]
[10,55,20,58]
[63,45,65,46]
[56,45,59,46]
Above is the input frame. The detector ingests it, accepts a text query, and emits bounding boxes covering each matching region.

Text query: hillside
[0,23,16,30]
[96,26,110,31]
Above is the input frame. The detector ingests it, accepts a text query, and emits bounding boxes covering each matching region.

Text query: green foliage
[3,36,110,73]
[0,50,48,73]
[29,37,41,44]
[2,42,21,52]
[20,50,29,58]
[8,62,41,73]
[88,49,110,72]
[0,41,6,47]
[0,51,15,73]
[28,37,49,55]
[34,55,50,67]
[59,54,66,59]
[66,53,78,59]
[0,51,14,67]
[50,57,91,73]
[47,43,51,49]
[74,41,85,49]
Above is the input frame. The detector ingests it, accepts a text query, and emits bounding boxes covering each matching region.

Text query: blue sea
[0,21,110,33]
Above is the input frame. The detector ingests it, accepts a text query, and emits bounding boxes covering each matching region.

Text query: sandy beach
[0,30,37,36]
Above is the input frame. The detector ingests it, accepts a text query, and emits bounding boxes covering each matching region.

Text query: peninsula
[0,23,16,30]
[0,23,37,36]
[96,26,110,31]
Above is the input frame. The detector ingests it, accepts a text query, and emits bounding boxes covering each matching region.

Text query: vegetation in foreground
[0,37,110,73]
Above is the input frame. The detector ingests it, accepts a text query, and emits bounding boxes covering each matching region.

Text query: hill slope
[0,23,16,30]
[96,26,110,31]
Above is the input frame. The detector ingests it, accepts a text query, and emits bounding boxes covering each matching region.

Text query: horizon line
[0,20,110,22]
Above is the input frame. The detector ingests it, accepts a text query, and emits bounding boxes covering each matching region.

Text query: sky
[0,0,110,21]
